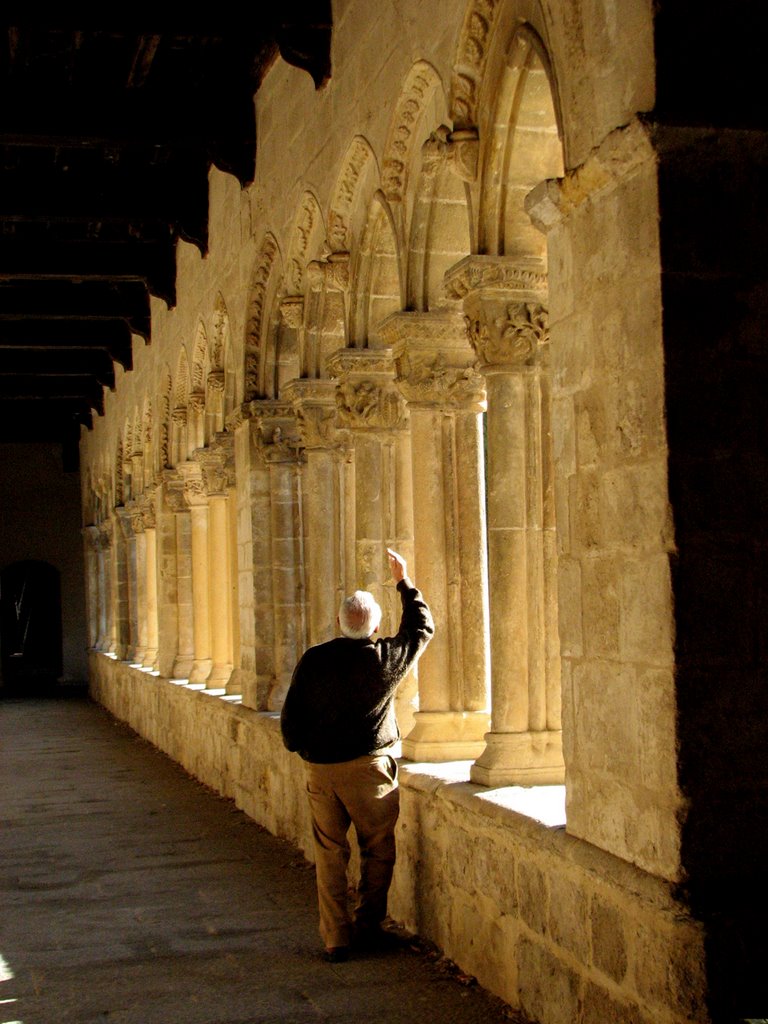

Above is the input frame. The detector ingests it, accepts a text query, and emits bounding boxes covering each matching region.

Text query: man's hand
[387,548,407,583]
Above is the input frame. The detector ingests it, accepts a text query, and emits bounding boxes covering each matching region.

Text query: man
[280,548,434,962]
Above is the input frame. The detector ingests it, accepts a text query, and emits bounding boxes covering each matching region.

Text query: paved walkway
[0,694,520,1024]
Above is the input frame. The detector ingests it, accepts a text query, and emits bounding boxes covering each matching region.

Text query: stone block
[517,937,580,1024]
[557,557,583,657]
[517,859,548,937]
[548,870,590,961]
[619,554,674,665]
[580,554,620,658]
[591,897,628,983]
[581,981,652,1024]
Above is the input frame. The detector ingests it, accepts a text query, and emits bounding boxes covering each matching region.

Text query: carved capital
[207,370,225,393]
[125,502,145,535]
[188,392,205,414]
[139,496,157,531]
[378,311,485,409]
[327,347,407,432]
[335,379,407,431]
[171,406,187,426]
[397,352,486,408]
[283,379,340,449]
[279,296,304,330]
[176,463,207,507]
[248,400,303,465]
[420,124,479,183]
[465,299,549,369]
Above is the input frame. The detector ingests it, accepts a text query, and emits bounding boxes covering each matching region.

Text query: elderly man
[280,548,434,962]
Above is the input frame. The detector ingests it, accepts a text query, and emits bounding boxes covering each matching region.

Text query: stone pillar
[285,379,346,647]
[446,255,564,785]
[95,525,111,651]
[113,508,134,661]
[128,504,148,665]
[229,403,274,710]
[179,463,212,684]
[380,310,491,760]
[163,473,195,680]
[140,493,159,670]
[199,441,235,689]
[328,348,415,731]
[103,518,120,656]
[256,407,305,710]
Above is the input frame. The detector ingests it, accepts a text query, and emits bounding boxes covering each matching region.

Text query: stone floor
[0,693,526,1024]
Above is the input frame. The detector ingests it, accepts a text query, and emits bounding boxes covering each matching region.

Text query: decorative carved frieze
[450,0,502,130]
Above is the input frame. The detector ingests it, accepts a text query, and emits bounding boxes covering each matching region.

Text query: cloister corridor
[0,692,523,1024]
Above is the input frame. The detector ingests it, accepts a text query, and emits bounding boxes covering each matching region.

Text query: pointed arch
[244,233,282,401]
[350,192,404,347]
[157,365,173,473]
[327,136,379,254]
[286,190,326,294]
[381,61,445,207]
[477,24,563,258]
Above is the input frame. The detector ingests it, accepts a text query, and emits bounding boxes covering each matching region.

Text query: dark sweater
[280,579,434,763]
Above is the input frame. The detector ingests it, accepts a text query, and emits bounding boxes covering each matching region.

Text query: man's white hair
[338,590,382,639]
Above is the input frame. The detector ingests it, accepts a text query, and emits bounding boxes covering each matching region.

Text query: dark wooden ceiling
[0,13,331,465]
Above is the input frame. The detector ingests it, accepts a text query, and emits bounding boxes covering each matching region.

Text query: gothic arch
[157,366,172,473]
[407,124,473,311]
[350,192,404,347]
[477,23,563,258]
[327,136,379,255]
[141,398,153,490]
[244,233,282,400]
[381,61,445,209]
[286,191,326,295]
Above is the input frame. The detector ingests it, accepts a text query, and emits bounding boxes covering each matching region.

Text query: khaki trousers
[305,753,400,949]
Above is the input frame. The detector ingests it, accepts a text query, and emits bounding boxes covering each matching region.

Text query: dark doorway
[0,560,63,694]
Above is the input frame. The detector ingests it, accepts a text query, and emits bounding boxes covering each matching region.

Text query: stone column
[113,508,134,661]
[128,503,148,665]
[328,348,415,731]
[256,406,305,710]
[102,519,120,656]
[380,310,491,760]
[179,462,212,683]
[228,403,274,710]
[199,441,235,689]
[285,379,346,647]
[163,473,195,680]
[447,255,564,785]
[95,525,111,651]
[140,492,159,670]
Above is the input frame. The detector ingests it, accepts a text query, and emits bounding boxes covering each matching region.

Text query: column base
[470,730,564,787]
[224,667,247,697]
[142,648,159,671]
[206,662,233,689]
[401,710,490,762]
[170,654,195,681]
[189,658,213,684]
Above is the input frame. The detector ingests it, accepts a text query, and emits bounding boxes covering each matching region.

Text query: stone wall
[91,655,707,1024]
